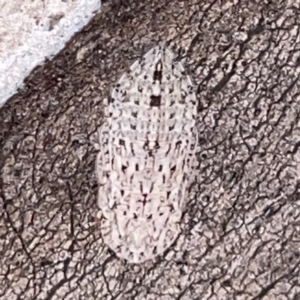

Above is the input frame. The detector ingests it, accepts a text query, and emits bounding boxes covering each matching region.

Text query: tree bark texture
[1,0,300,299]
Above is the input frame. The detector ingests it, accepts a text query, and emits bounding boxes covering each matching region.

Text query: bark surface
[1,0,300,299]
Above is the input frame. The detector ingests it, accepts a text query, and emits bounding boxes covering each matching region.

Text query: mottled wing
[96,45,198,263]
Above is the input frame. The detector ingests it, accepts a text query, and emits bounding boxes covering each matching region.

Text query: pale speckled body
[96,44,198,263]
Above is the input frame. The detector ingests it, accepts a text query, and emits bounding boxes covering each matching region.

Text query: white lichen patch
[95,44,198,263]
[0,0,101,107]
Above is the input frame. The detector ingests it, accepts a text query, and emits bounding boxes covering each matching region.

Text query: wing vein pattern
[96,44,198,263]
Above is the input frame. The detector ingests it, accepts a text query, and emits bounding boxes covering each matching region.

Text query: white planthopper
[95,44,198,264]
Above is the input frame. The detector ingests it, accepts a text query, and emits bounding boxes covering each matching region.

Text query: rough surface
[96,45,198,263]
[0,0,101,107]
[1,0,300,299]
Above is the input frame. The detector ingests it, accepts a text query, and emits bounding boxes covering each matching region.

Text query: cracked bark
[1,0,300,299]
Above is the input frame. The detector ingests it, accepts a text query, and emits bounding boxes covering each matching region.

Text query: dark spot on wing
[165,144,172,156]
[176,141,182,149]
[143,139,149,150]
[108,96,115,104]
[150,95,161,107]
[153,59,163,83]
[170,165,176,175]
[149,183,154,193]
[180,91,186,104]
[154,140,160,149]
[169,204,175,212]
[188,85,194,93]
[130,143,135,155]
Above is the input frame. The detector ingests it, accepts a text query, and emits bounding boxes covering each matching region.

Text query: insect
[95,44,198,263]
